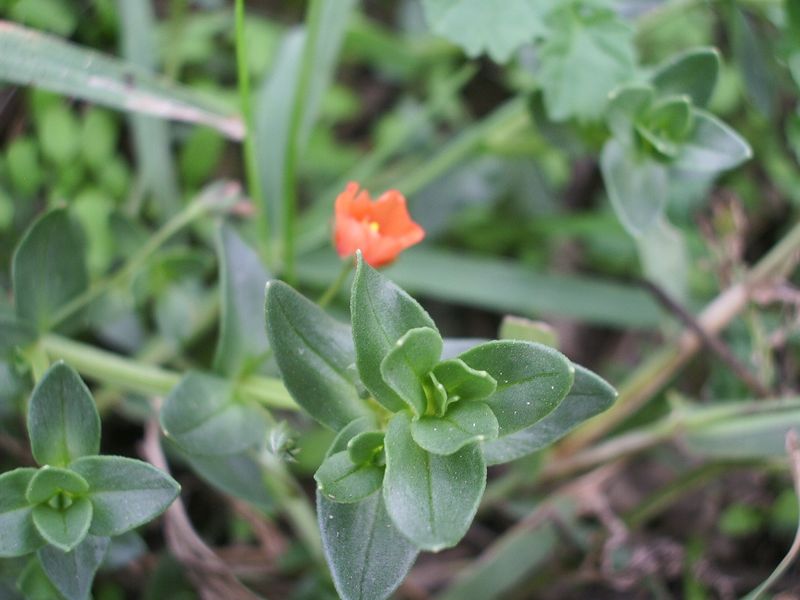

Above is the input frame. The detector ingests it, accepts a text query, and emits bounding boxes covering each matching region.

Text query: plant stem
[317,259,354,307]
[282,0,325,283]
[560,218,800,455]
[51,183,239,329]
[234,0,268,258]
[40,334,297,411]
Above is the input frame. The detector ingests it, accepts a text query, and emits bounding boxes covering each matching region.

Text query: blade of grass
[118,0,180,217]
[0,20,243,138]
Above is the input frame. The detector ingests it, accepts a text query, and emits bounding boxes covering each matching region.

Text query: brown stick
[141,419,261,600]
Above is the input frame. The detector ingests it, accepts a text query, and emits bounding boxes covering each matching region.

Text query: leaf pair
[0,363,179,600]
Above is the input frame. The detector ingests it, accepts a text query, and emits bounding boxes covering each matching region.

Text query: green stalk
[317,259,354,307]
[235,0,268,256]
[49,184,238,329]
[40,334,297,411]
[282,0,326,283]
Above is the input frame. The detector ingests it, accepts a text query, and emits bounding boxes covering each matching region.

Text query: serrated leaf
[671,109,752,173]
[458,341,574,436]
[483,365,617,465]
[351,253,438,413]
[431,359,497,404]
[383,412,485,551]
[38,535,109,600]
[27,363,100,468]
[600,138,669,236]
[160,372,266,456]
[318,490,417,600]
[0,468,45,557]
[26,468,89,505]
[12,209,88,332]
[651,47,720,108]
[411,401,499,455]
[421,0,551,63]
[265,280,369,431]
[70,456,180,537]
[315,451,384,504]
[213,224,272,377]
[347,431,385,465]
[32,497,92,552]
[538,5,635,122]
[380,327,442,416]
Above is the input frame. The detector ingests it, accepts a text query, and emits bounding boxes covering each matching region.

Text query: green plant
[265,252,616,599]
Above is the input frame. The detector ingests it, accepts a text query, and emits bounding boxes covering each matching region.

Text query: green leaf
[380,327,443,416]
[265,280,369,431]
[27,363,100,468]
[538,4,636,122]
[600,138,669,236]
[80,108,118,170]
[420,0,550,63]
[431,359,497,404]
[12,209,89,332]
[606,84,654,141]
[0,313,36,358]
[637,95,694,157]
[213,224,272,377]
[26,468,89,505]
[0,468,45,557]
[37,102,80,167]
[0,21,244,139]
[318,490,417,600]
[458,341,574,436]
[160,372,266,456]
[70,456,180,537]
[16,558,63,600]
[32,497,93,552]
[6,136,43,197]
[651,47,720,108]
[179,450,274,513]
[426,371,450,417]
[347,431,385,465]
[315,451,384,504]
[411,401,499,456]
[498,316,558,348]
[38,535,109,600]
[672,109,752,173]
[351,253,438,413]
[383,412,486,551]
[483,365,617,465]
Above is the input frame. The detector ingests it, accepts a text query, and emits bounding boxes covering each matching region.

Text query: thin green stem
[235,0,268,257]
[51,185,236,329]
[317,259,354,307]
[40,334,297,411]
[282,0,325,283]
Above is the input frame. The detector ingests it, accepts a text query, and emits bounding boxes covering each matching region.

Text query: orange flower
[334,182,424,267]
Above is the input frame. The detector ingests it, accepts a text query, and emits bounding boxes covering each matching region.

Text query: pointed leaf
[672,109,752,173]
[0,468,45,557]
[70,456,180,537]
[265,280,369,431]
[32,497,92,552]
[380,327,442,416]
[411,401,499,456]
[351,253,438,412]
[431,359,497,404]
[318,490,417,600]
[483,365,617,465]
[27,363,100,468]
[601,138,669,236]
[315,451,384,504]
[651,47,720,108]
[383,412,485,551]
[458,341,574,436]
[38,535,109,600]
[213,224,272,377]
[606,84,654,141]
[26,468,89,505]
[12,209,88,332]
[160,372,266,456]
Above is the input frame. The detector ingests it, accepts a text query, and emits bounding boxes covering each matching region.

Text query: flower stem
[317,259,354,307]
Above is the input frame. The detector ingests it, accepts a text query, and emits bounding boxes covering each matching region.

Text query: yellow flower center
[368,221,380,233]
